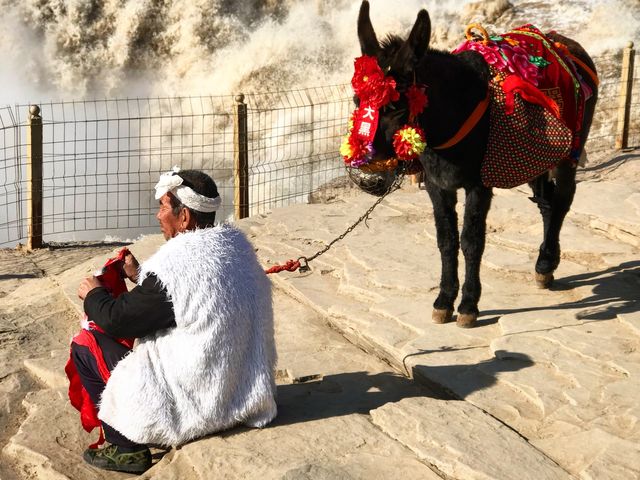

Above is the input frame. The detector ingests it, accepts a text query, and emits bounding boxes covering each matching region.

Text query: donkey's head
[345,1,432,195]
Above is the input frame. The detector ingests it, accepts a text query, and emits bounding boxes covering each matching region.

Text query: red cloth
[454,24,587,154]
[65,247,134,448]
[502,75,561,119]
[481,68,573,188]
[452,24,592,187]
[501,25,585,150]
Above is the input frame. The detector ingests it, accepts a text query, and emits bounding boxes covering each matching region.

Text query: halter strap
[433,92,489,150]
[564,52,599,87]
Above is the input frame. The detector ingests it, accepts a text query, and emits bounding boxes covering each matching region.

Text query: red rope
[265,259,300,274]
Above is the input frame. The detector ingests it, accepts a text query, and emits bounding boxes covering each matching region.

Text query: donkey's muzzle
[346,166,396,197]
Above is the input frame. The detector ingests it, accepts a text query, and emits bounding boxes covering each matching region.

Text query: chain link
[299,169,406,271]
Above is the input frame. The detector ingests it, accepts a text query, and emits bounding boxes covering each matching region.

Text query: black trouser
[71,330,144,450]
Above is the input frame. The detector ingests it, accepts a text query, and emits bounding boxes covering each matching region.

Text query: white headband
[154,166,222,213]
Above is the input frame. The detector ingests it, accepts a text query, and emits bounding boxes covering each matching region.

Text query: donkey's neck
[416,50,489,147]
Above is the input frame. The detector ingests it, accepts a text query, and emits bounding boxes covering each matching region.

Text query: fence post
[304,90,315,156]
[303,90,315,193]
[615,41,635,150]
[27,104,43,249]
[234,94,249,219]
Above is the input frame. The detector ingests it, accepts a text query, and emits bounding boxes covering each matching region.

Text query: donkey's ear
[394,9,431,71]
[358,1,380,56]
[407,10,431,59]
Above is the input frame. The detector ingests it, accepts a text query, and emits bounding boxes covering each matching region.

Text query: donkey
[351,1,598,327]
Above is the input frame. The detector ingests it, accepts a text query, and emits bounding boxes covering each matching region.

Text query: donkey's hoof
[535,272,554,289]
[456,313,477,328]
[432,309,453,324]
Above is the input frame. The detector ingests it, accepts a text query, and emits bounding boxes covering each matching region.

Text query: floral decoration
[340,128,374,167]
[529,55,551,68]
[342,56,430,169]
[453,26,557,87]
[454,41,508,70]
[508,44,540,85]
[393,125,427,161]
[406,85,428,122]
[351,55,400,108]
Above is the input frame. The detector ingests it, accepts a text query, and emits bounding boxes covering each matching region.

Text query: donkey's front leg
[458,184,493,328]
[425,181,459,324]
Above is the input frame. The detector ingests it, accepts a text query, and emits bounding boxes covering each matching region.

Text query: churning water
[0,0,638,245]
[1,0,637,103]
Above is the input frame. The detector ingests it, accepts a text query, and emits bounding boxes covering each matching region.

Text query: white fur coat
[98,225,277,446]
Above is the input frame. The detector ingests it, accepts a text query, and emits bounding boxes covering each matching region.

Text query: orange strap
[433,93,489,150]
[566,52,599,87]
[553,42,599,87]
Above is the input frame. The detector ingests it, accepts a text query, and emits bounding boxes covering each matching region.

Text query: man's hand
[78,276,103,300]
[122,252,140,283]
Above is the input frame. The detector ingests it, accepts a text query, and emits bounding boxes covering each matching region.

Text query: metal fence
[0,85,352,247]
[588,45,639,153]
[0,46,638,248]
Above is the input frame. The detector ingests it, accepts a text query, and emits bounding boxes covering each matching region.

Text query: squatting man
[71,167,277,474]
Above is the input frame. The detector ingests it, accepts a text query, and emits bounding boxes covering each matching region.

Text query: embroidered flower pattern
[454,41,508,70]
[507,45,540,85]
[529,56,551,68]
[453,25,553,87]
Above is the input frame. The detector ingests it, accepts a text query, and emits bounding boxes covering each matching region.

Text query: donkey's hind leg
[529,162,577,288]
[425,181,459,324]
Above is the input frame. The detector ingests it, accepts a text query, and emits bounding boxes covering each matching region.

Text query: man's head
[154,168,220,240]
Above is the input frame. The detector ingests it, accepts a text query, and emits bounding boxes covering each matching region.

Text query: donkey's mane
[380,34,404,53]
[379,33,451,78]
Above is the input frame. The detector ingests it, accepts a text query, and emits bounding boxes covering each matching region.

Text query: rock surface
[248,155,640,479]
[370,397,569,479]
[0,153,638,479]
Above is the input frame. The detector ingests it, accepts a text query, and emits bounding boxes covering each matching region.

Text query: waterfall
[1,0,635,104]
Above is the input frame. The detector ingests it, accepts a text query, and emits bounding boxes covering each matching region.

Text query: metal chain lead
[297,170,406,272]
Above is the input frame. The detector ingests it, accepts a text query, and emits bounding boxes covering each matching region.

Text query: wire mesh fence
[0,106,22,245]
[0,86,354,247]
[32,96,235,235]
[244,85,353,214]
[0,49,638,248]
[586,49,639,158]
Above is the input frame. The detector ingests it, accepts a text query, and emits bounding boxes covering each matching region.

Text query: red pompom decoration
[343,135,373,167]
[352,55,400,108]
[393,125,427,161]
[406,85,428,122]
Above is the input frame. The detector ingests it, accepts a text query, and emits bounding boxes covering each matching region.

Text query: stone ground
[0,151,638,479]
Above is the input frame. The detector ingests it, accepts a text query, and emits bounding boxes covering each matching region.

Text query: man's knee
[71,342,97,378]
[92,331,131,370]
[71,342,106,406]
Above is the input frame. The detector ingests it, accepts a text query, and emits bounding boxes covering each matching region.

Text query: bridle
[341,55,489,171]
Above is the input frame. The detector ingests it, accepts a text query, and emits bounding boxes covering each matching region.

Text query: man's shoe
[83,444,152,474]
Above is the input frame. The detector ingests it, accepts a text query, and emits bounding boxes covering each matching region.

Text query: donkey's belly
[421,150,481,190]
